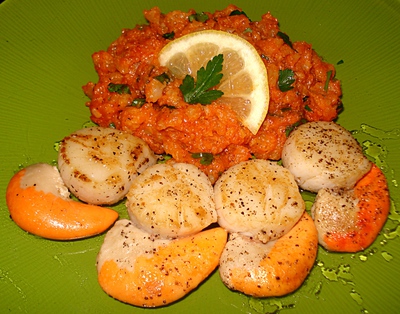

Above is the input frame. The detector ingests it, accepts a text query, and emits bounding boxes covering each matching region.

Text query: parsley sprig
[179,54,224,105]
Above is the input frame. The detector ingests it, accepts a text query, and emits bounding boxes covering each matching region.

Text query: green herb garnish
[277,31,294,50]
[179,54,224,105]
[337,59,344,65]
[162,31,175,39]
[304,104,312,112]
[278,69,295,92]
[189,12,209,23]
[107,83,131,94]
[131,98,146,108]
[191,152,214,165]
[324,70,332,91]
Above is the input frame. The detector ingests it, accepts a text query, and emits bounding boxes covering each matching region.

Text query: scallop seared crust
[58,126,157,205]
[214,159,305,243]
[281,121,372,193]
[126,163,217,239]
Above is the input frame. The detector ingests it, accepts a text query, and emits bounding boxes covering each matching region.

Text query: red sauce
[83,5,342,183]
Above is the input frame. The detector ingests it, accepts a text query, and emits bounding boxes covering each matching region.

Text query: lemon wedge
[159,30,269,135]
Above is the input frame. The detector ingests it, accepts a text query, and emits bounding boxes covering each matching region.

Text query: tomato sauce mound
[83,5,342,183]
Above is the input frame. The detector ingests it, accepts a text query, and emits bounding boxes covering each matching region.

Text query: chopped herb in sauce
[157,154,172,164]
[188,12,209,23]
[131,98,146,108]
[107,83,131,94]
[324,70,332,91]
[191,152,214,165]
[155,73,170,83]
[229,10,251,21]
[180,54,224,105]
[162,31,175,39]
[285,118,307,137]
[277,31,295,50]
[278,69,295,92]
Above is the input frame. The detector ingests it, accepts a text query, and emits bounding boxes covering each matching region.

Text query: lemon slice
[159,30,269,135]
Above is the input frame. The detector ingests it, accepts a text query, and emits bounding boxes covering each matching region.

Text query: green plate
[1,0,399,313]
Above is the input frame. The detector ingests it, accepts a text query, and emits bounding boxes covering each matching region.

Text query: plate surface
[1,0,399,313]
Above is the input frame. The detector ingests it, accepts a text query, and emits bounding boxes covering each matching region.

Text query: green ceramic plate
[1,0,399,313]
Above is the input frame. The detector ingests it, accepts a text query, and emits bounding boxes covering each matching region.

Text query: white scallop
[58,126,157,205]
[214,159,304,243]
[281,121,372,193]
[126,163,217,239]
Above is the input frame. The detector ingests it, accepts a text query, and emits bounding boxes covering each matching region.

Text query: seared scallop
[214,159,304,243]
[281,121,372,193]
[126,163,217,239]
[58,126,157,205]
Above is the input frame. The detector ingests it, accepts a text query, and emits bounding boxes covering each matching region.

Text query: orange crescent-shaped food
[219,212,318,297]
[6,164,118,240]
[318,164,390,252]
[97,220,227,307]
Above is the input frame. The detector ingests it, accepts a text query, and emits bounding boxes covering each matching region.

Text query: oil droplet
[310,281,323,297]
[388,201,400,223]
[350,289,363,305]
[383,225,400,240]
[359,254,368,262]
[53,255,63,266]
[337,264,353,281]
[321,267,337,281]
[362,140,387,170]
[381,251,393,262]
[248,297,295,314]
[319,263,353,284]
[359,123,400,140]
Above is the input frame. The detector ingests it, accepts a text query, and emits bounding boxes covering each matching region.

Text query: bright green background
[1,0,399,313]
